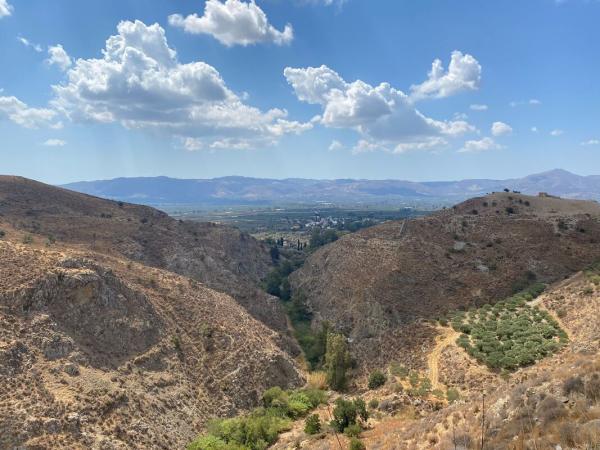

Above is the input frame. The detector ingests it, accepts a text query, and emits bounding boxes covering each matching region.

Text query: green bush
[330,398,368,433]
[368,370,387,389]
[304,414,321,435]
[344,423,362,438]
[446,388,460,403]
[349,438,366,450]
[368,398,379,409]
[190,387,328,450]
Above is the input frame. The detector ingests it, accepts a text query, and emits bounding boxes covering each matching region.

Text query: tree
[280,278,291,301]
[330,398,368,433]
[304,414,321,435]
[269,246,280,263]
[325,333,351,391]
[288,290,312,323]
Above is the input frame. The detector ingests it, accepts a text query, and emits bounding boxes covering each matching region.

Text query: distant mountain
[61,169,600,206]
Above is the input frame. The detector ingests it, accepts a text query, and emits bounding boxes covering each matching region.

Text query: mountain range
[61,169,600,206]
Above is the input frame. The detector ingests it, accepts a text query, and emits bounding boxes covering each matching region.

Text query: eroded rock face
[0,176,297,357]
[0,242,303,449]
[4,258,161,368]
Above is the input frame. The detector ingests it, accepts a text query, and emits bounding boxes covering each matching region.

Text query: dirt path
[427,327,461,391]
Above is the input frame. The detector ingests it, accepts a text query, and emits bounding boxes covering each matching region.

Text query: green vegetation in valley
[449,283,568,370]
[187,387,327,450]
[263,257,332,370]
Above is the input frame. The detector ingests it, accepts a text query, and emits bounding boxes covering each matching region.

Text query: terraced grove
[448,284,568,371]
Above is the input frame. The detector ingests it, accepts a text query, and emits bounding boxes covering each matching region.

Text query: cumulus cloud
[470,104,488,111]
[458,137,503,153]
[0,95,60,128]
[491,121,512,136]
[52,20,308,149]
[409,51,481,101]
[168,0,293,47]
[550,129,564,136]
[0,0,12,18]
[284,61,475,153]
[531,126,539,133]
[47,45,72,71]
[18,37,42,52]
[581,139,600,146]
[43,139,66,147]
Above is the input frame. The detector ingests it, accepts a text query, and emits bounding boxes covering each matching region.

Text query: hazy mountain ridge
[61,169,600,205]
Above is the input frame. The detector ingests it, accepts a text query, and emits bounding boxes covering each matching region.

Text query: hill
[289,192,600,372]
[0,176,296,352]
[274,268,600,450]
[0,241,302,449]
[61,169,600,206]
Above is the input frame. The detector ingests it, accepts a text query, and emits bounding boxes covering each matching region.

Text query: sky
[1,0,599,184]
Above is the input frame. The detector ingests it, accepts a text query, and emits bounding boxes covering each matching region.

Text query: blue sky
[1,0,599,184]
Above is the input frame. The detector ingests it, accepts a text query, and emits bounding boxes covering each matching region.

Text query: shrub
[22,234,33,244]
[368,370,387,389]
[446,388,460,403]
[585,373,600,403]
[563,376,585,396]
[330,398,368,433]
[559,422,578,448]
[537,396,566,424]
[389,362,408,378]
[325,333,351,391]
[0,229,5,238]
[368,398,379,409]
[349,438,366,450]
[304,414,321,435]
[344,423,362,438]
[307,371,327,390]
[262,387,288,409]
[187,435,235,450]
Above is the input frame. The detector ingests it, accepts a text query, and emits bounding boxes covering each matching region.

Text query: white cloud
[0,95,60,128]
[470,104,488,111]
[284,61,475,153]
[17,37,42,52]
[47,45,72,71]
[52,20,309,149]
[0,0,12,18]
[43,139,66,147]
[531,126,538,133]
[550,129,564,136]
[458,137,503,153]
[168,0,293,47]
[491,121,512,136]
[581,139,599,146]
[510,98,542,107]
[328,139,343,151]
[409,51,482,101]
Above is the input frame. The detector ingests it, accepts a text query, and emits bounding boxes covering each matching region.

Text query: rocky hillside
[0,176,295,352]
[357,269,600,450]
[290,192,600,371]
[0,241,303,449]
